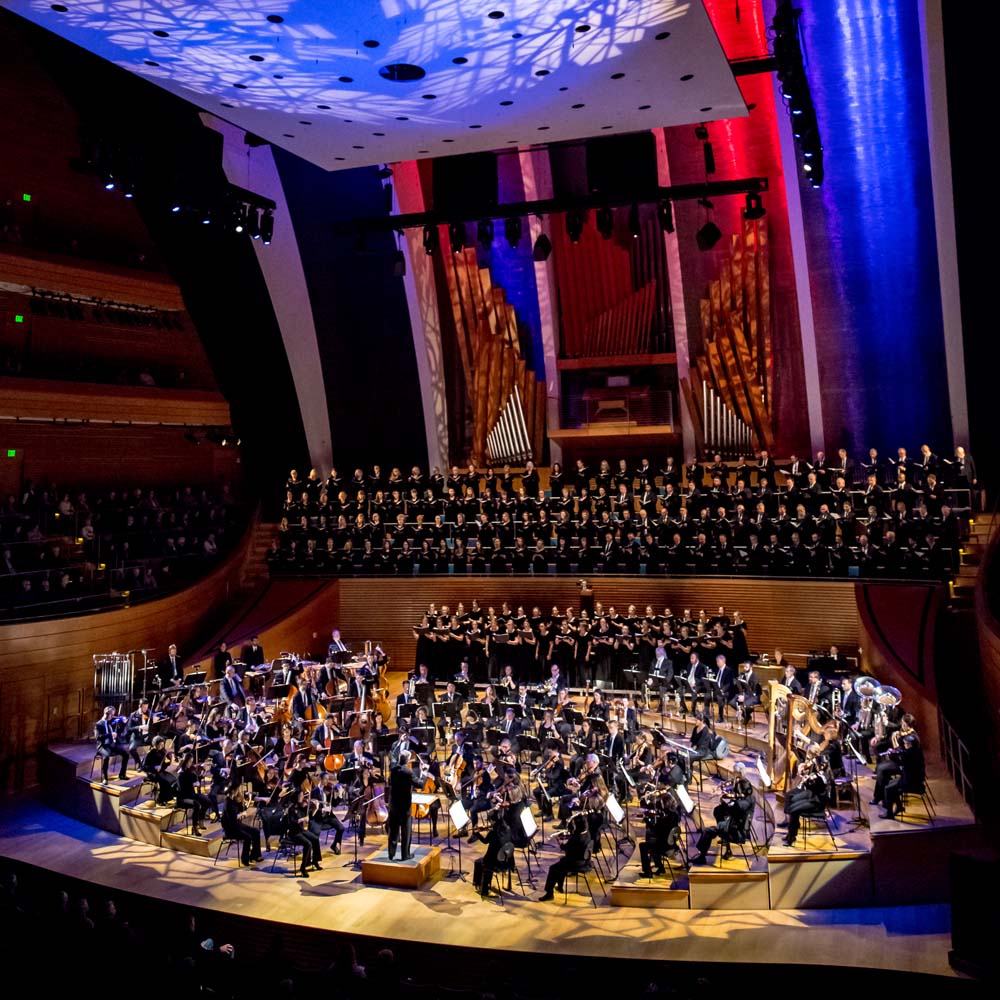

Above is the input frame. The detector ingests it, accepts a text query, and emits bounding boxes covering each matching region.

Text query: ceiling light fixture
[532,233,552,262]
[504,216,522,248]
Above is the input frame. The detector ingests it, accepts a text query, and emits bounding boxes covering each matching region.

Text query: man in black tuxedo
[387,751,427,861]
[499,707,523,751]
[710,654,734,723]
[781,663,804,696]
[244,636,266,668]
[678,652,708,715]
[160,643,183,686]
[804,669,830,710]
[95,706,129,784]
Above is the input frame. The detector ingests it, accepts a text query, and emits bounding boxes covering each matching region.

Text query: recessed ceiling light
[234,83,247,89]
[655,31,671,40]
[534,69,550,77]
[373,132,385,136]
[511,32,522,39]
[680,73,694,81]
[396,116,409,121]
[343,119,353,123]
[418,149,429,153]
[335,156,345,161]
[442,139,454,143]
[50,3,68,11]
[363,39,380,48]
[452,56,468,65]
[559,86,569,92]
[266,14,284,23]
[299,120,312,125]
[317,104,331,109]
[571,103,584,109]
[249,54,264,62]
[152,29,169,37]
[352,145,365,149]
[488,10,505,19]
[422,93,437,100]
[638,104,651,110]
[507,140,518,144]
[273,74,284,79]
[283,133,295,138]
[499,100,513,106]
[338,76,354,83]
[469,124,482,129]
[144,60,159,67]
[700,106,713,112]
[538,126,550,130]
[601,125,613,130]
[611,72,625,80]
[575,25,591,33]
[220,102,234,108]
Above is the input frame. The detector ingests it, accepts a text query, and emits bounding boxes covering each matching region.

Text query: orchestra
[86,610,930,905]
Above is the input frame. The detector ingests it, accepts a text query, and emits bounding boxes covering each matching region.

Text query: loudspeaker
[696,221,722,252]
[949,850,1000,978]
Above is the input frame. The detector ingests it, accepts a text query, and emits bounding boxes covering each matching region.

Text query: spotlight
[696,221,722,252]
[565,209,584,244]
[382,183,394,213]
[248,207,261,239]
[423,225,439,255]
[703,141,716,175]
[201,211,211,225]
[103,176,115,191]
[392,249,406,277]
[532,233,552,262]
[477,219,494,250]
[596,207,614,240]
[803,163,812,173]
[260,209,274,244]
[233,204,246,233]
[171,204,181,213]
[627,203,640,239]
[504,216,522,248]
[123,181,135,199]
[449,221,466,253]
[743,193,766,220]
[377,165,394,180]
[656,200,674,234]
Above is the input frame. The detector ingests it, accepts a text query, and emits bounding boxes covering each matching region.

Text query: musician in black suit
[804,669,831,709]
[327,628,349,659]
[125,698,153,769]
[290,677,321,723]
[677,652,708,715]
[244,636,266,668]
[219,664,247,707]
[835,676,860,728]
[498,707,523,751]
[602,720,626,762]
[709,655,734,723]
[949,446,977,490]
[778,746,830,846]
[176,752,213,836]
[213,642,233,678]
[538,811,593,901]
[781,662,803,695]
[689,712,718,762]
[95,706,129,784]
[387,751,428,861]
[221,789,262,866]
[160,643,183,686]
[692,762,755,864]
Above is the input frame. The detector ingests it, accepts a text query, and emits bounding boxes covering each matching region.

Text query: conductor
[387,750,426,862]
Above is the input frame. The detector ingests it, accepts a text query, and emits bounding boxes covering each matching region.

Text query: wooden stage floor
[0,798,962,980]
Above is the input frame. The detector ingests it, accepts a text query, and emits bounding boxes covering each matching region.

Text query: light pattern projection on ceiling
[7,0,746,170]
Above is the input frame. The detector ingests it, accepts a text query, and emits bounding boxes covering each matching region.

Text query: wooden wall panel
[0,377,230,426]
[2,423,240,491]
[0,522,255,793]
[334,577,865,672]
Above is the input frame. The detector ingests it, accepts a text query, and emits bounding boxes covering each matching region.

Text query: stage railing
[938,708,975,814]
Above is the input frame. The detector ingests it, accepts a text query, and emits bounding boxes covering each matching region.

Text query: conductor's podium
[361,844,442,889]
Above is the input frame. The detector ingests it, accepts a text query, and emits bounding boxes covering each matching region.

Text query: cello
[411,755,436,820]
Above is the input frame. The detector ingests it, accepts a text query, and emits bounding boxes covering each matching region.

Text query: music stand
[446,800,470,880]
[675,676,697,718]
[397,703,418,723]
[185,670,207,687]
[413,681,433,707]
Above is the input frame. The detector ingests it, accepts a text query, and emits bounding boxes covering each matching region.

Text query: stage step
[120,802,174,846]
[162,829,219,858]
[688,867,770,909]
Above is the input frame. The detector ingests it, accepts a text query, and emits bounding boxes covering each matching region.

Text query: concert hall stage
[0,799,963,980]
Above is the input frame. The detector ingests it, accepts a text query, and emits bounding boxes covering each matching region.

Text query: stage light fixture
[423,224,439,255]
[696,221,722,252]
[627,203,640,239]
[743,193,766,220]
[596,207,614,240]
[477,219,494,250]
[248,208,261,239]
[532,233,552,262]
[123,181,135,199]
[449,221,466,253]
[565,209,584,244]
[260,209,274,244]
[703,141,716,175]
[171,203,181,213]
[657,200,674,234]
[504,216,522,248]
[377,165,394,180]
[233,204,246,233]
[103,176,115,191]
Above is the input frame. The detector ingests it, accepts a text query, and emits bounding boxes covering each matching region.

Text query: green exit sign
[6,450,16,458]
[14,314,24,323]
[22,193,31,202]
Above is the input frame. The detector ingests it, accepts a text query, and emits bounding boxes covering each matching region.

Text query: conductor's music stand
[446,800,469,880]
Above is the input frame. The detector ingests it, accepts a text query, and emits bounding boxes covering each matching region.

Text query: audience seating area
[267,449,975,581]
[0,480,243,617]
